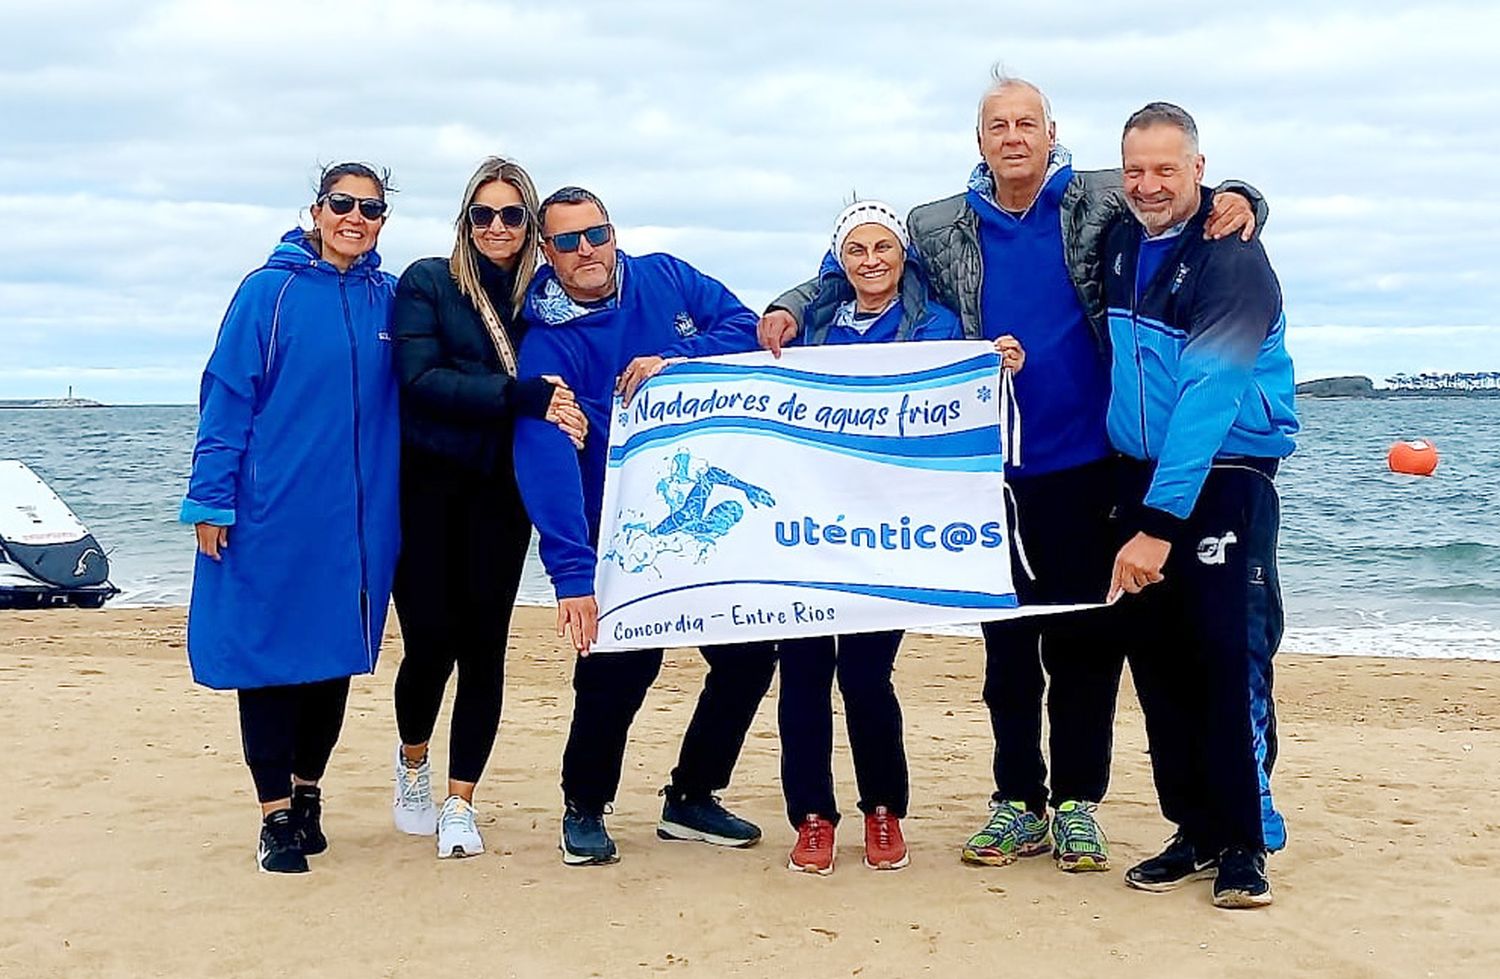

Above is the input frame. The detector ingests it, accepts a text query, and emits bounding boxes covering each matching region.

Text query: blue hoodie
[181,230,400,689]
[799,248,962,346]
[966,152,1114,477]
[513,250,759,598]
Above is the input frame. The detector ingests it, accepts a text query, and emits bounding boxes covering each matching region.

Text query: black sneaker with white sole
[257,809,309,874]
[1212,845,1273,908]
[1124,833,1216,892]
[561,802,619,866]
[290,785,327,856]
[656,785,761,847]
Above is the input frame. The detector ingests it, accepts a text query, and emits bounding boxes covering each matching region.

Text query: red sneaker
[788,814,835,875]
[863,806,909,870]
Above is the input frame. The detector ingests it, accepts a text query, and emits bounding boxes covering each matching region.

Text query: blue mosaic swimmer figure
[653,450,774,542]
[610,450,774,573]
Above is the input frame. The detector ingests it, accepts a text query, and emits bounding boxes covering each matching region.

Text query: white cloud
[1,0,1497,402]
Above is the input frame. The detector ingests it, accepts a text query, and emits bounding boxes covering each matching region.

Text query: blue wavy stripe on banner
[609,415,1002,467]
[599,578,1019,621]
[657,366,999,395]
[611,431,1001,472]
[609,424,1003,472]
[657,352,999,392]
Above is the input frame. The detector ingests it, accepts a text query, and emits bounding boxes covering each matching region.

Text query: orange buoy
[1387,439,1439,476]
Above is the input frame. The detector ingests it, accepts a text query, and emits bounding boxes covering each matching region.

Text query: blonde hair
[448,156,541,374]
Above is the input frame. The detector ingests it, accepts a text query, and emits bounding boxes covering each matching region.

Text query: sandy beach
[2,606,1497,978]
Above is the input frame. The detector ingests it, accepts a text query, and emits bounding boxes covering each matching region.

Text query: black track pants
[1121,459,1287,854]
[560,641,778,811]
[778,630,908,827]
[981,458,1123,815]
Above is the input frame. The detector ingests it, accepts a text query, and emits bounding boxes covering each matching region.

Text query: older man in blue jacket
[513,187,772,866]
[1103,103,1297,909]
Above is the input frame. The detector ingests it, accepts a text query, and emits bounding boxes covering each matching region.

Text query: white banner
[594,341,1028,651]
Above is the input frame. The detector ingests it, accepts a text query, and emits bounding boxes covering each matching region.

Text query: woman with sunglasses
[181,162,401,874]
[388,156,586,858]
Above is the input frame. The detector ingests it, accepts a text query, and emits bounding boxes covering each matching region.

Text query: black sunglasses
[468,203,529,229]
[319,193,389,220]
[545,223,612,253]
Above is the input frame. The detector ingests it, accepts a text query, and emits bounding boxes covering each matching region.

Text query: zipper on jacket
[958,215,985,341]
[1060,196,1103,353]
[339,276,373,668]
[1130,246,1149,457]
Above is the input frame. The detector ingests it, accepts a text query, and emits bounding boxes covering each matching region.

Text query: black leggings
[238,677,351,804]
[392,456,532,785]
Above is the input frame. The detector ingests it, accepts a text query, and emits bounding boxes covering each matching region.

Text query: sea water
[2,399,1496,660]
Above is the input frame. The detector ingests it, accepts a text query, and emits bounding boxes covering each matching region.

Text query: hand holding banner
[594,341,1026,651]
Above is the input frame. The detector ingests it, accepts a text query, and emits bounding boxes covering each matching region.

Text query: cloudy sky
[3,0,1497,403]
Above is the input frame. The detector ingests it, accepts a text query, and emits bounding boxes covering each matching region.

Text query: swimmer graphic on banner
[593,340,1073,651]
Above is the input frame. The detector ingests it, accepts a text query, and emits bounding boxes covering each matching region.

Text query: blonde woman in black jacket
[389,157,585,858]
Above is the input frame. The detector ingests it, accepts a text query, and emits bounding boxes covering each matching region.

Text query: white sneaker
[392,743,437,836]
[437,795,484,859]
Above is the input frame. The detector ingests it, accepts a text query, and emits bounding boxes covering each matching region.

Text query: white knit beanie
[831,200,909,266]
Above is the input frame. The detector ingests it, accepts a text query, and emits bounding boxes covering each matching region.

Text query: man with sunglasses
[512,186,774,866]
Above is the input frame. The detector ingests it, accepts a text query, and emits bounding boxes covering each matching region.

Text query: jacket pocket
[246,460,265,523]
[1234,383,1277,436]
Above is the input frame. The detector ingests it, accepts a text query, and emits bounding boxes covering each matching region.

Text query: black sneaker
[561,802,619,866]
[257,809,310,874]
[290,784,327,856]
[656,785,761,847]
[1213,845,1273,908]
[1124,833,1216,892]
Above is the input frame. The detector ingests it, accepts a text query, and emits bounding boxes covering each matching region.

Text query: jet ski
[0,459,120,609]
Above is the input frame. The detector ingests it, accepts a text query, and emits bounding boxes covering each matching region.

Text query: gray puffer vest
[770,173,1264,355]
[906,168,1125,348]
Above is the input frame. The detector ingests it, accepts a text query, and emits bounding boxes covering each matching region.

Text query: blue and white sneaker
[392,743,437,836]
[561,802,619,866]
[1125,833,1218,891]
[1213,846,1273,908]
[437,795,484,859]
[656,785,761,847]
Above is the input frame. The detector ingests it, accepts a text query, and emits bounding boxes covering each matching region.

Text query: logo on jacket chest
[1196,531,1238,566]
[673,311,697,337]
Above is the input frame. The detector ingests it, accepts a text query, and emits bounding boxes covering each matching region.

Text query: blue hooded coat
[181,230,401,689]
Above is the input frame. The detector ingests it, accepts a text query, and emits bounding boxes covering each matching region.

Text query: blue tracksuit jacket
[1103,190,1298,536]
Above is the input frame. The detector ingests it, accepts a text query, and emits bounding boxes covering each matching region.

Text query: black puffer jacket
[392,256,554,474]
